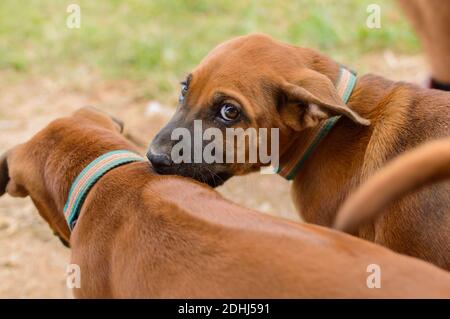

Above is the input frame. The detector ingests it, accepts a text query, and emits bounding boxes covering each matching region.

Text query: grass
[0,0,419,103]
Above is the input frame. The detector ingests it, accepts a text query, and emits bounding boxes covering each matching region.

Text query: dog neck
[64,150,145,231]
[43,124,141,239]
[277,67,357,179]
[285,74,401,226]
[277,73,394,179]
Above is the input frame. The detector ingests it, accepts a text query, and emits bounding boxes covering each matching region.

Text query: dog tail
[334,137,450,234]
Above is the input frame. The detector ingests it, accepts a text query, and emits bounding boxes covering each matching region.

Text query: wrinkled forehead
[199,34,286,65]
[195,34,297,73]
[179,36,300,121]
[194,43,270,82]
[188,56,272,109]
[187,36,296,100]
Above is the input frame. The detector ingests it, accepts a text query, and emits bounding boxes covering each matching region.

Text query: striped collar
[277,67,357,180]
[64,150,145,231]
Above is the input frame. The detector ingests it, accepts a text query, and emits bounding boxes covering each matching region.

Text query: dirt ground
[0,52,427,298]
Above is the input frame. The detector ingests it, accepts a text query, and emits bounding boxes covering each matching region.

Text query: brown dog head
[148,33,369,187]
[0,107,130,246]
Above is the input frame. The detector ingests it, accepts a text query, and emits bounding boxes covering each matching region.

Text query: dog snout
[147,150,173,172]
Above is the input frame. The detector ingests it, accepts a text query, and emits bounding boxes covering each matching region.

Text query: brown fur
[151,34,449,269]
[335,137,450,235]
[1,107,450,298]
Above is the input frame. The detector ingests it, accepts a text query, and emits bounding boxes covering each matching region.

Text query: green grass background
[0,0,418,102]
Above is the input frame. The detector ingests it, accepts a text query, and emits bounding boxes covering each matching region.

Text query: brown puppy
[335,137,450,235]
[2,107,450,298]
[148,34,450,269]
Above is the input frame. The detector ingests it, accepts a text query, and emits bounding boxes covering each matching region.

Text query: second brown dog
[1,107,450,297]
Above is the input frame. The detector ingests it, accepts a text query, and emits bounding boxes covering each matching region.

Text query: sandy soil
[0,52,427,298]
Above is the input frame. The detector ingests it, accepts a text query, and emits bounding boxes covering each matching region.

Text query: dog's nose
[147,151,172,171]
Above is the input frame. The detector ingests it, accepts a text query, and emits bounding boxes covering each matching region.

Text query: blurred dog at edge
[399,0,450,90]
[1,107,450,298]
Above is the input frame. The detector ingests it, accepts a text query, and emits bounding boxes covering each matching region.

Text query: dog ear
[0,150,28,198]
[279,69,370,131]
[110,115,124,133]
[74,106,124,133]
[0,151,10,197]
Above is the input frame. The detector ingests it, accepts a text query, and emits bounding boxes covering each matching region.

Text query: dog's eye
[179,82,188,102]
[219,103,240,122]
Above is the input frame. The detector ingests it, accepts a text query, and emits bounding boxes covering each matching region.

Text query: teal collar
[277,67,357,180]
[64,150,145,231]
